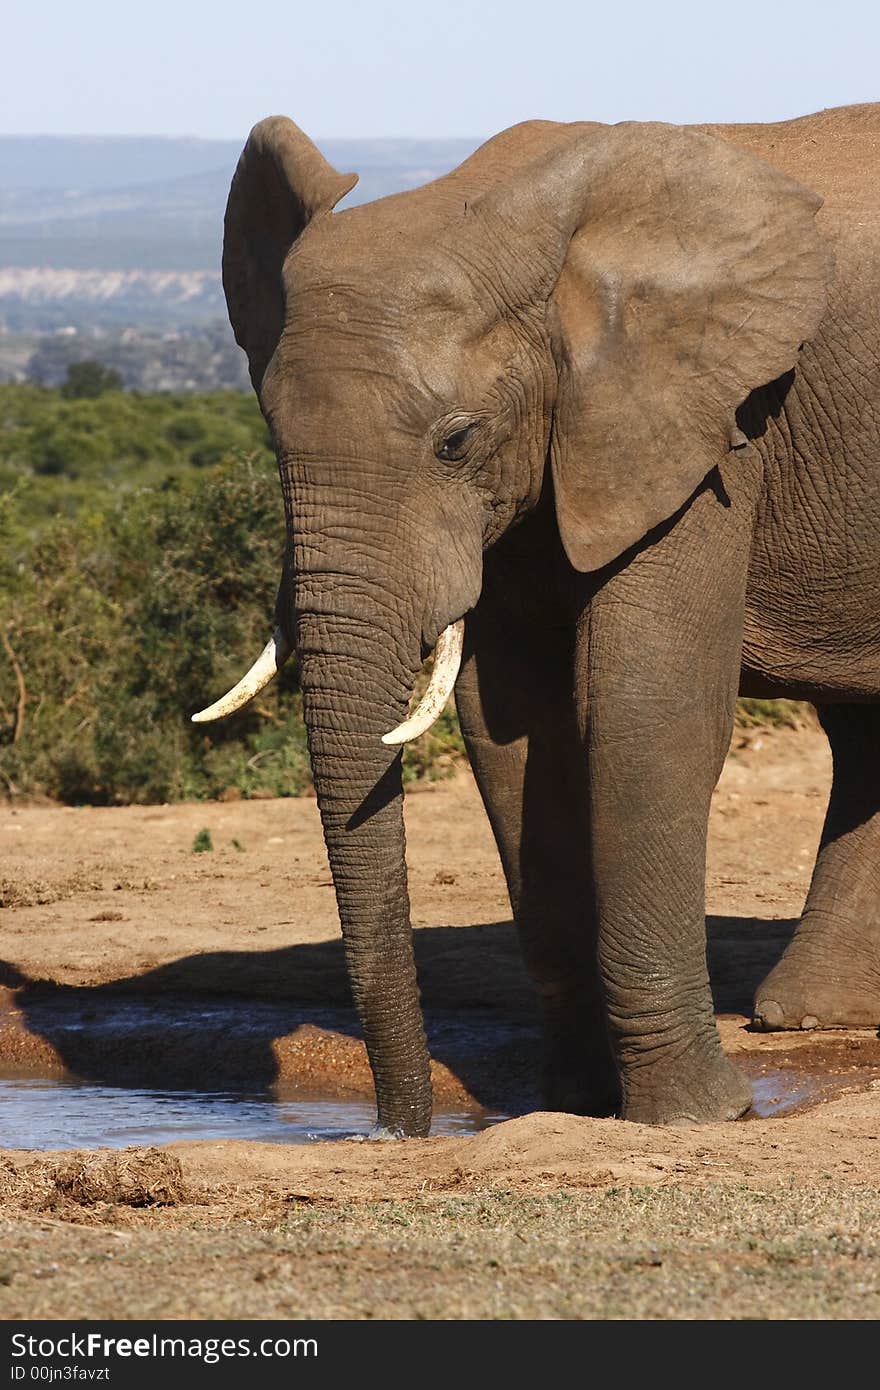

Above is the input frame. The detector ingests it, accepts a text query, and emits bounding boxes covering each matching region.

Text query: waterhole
[1,993,878,1146]
[2,1059,875,1150]
[0,1075,503,1151]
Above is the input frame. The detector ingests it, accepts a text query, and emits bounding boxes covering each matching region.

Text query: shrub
[0,451,306,802]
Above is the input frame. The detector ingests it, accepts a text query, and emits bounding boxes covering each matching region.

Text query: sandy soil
[3,725,880,1319]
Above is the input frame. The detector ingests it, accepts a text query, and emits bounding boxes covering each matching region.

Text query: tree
[60,360,123,400]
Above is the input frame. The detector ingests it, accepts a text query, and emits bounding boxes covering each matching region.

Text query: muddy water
[2,991,879,1146]
[0,1075,504,1151]
[1,1065,870,1151]
[749,1071,821,1117]
[739,1042,880,1117]
[0,990,539,1115]
[3,1054,878,1150]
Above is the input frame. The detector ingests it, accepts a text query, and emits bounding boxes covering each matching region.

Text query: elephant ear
[475,122,830,572]
[223,117,358,394]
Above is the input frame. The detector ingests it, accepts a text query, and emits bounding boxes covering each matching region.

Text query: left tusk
[381,620,465,746]
[191,626,292,723]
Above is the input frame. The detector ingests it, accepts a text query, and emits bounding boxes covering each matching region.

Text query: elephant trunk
[294,578,432,1138]
[188,476,469,1135]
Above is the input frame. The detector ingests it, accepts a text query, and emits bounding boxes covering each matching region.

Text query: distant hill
[0,134,479,273]
[0,133,480,191]
[0,133,479,379]
[0,135,245,191]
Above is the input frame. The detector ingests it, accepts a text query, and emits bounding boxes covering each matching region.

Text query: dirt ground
[3,724,880,1319]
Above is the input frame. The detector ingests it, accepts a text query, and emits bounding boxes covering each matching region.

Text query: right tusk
[191,626,292,723]
[381,620,465,746]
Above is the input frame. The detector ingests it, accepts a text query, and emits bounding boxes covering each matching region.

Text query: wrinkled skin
[217,104,880,1133]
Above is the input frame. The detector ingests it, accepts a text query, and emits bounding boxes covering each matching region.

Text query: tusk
[191,627,292,723]
[381,620,465,746]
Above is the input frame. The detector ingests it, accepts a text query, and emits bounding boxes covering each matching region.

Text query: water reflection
[0,1076,504,1151]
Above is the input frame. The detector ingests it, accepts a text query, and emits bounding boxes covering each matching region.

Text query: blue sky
[7,0,878,140]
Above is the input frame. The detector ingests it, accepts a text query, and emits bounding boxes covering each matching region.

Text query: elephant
[194,102,880,1135]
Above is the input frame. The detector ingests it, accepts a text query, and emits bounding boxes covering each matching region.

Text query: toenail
[800,1015,819,1030]
[754,1000,784,1030]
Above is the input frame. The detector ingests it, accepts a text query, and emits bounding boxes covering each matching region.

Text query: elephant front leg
[581,489,754,1125]
[456,581,618,1118]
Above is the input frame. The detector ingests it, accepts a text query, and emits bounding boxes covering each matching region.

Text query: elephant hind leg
[754,703,880,1031]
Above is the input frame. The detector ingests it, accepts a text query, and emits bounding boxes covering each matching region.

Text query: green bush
[0,439,308,802]
[0,383,273,530]
[0,382,469,804]
[401,700,465,785]
[28,421,113,477]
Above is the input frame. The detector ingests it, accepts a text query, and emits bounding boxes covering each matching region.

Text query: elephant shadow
[0,914,796,1116]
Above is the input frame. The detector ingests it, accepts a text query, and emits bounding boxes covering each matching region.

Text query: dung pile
[0,1147,189,1211]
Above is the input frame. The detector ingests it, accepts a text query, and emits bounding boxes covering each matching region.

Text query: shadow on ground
[0,916,796,1114]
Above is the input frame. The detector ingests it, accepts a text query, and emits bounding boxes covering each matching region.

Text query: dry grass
[0,869,157,909]
[1,1181,879,1319]
[0,871,101,909]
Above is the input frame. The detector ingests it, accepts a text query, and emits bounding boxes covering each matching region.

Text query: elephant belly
[738,230,880,705]
[742,508,880,701]
[742,410,880,698]
[742,500,880,701]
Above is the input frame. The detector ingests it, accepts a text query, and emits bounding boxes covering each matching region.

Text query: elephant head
[194,115,829,1135]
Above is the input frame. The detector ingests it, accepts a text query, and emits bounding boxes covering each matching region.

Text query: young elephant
[196,104,880,1134]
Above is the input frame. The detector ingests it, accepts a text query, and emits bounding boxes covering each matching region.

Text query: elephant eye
[436,422,478,461]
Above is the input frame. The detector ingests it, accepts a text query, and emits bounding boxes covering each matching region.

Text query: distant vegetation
[59,360,123,399]
[0,383,462,803]
[8,323,250,393]
[0,380,272,531]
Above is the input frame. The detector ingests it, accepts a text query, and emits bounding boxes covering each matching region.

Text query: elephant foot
[620,1051,752,1126]
[754,957,880,1031]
